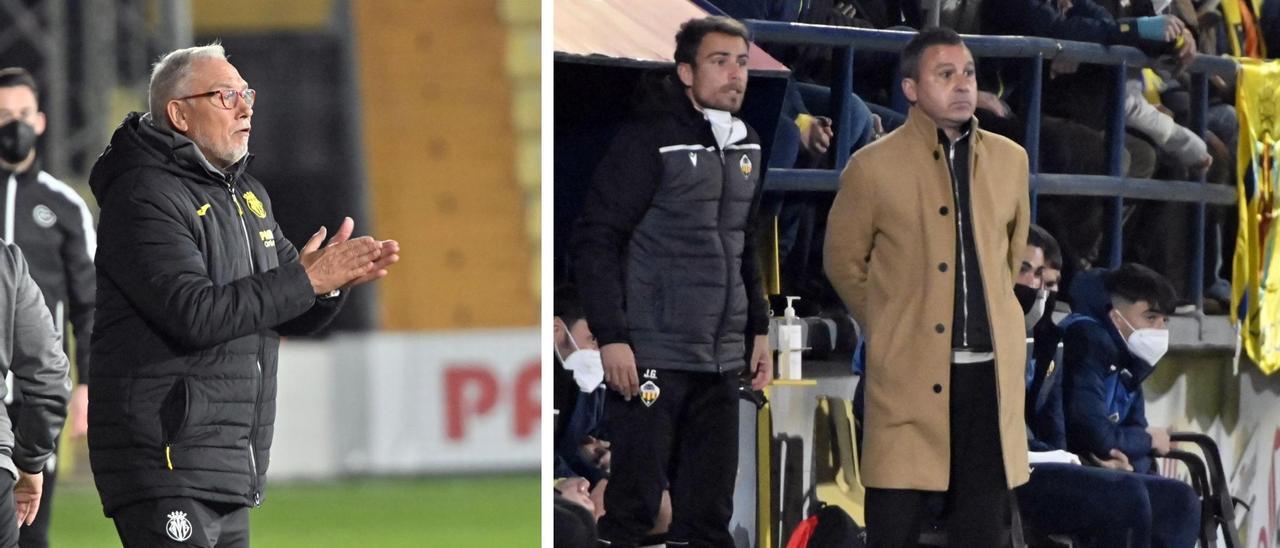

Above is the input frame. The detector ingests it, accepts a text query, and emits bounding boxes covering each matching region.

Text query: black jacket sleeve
[96,177,317,350]
[570,123,662,347]
[742,129,770,337]
[1063,323,1153,463]
[272,223,346,337]
[60,195,96,384]
[5,244,70,473]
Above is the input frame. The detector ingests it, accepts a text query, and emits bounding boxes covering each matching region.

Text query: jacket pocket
[159,377,191,469]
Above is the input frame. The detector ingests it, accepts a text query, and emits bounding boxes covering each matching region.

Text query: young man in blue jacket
[1015,232,1156,546]
[1060,263,1200,547]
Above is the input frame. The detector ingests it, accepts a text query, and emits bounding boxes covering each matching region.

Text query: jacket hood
[1062,268,1155,383]
[1066,269,1112,323]
[89,112,251,203]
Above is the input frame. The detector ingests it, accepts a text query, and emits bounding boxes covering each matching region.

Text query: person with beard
[571,16,772,546]
[87,44,399,547]
[0,67,95,548]
[1059,264,1200,547]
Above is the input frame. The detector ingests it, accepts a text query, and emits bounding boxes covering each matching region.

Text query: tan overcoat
[825,106,1031,490]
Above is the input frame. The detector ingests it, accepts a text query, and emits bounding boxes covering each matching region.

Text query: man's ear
[166,101,189,132]
[677,62,695,88]
[901,77,918,104]
[32,111,46,136]
[553,316,566,346]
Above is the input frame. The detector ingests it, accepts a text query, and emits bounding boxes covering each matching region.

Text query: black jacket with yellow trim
[86,112,344,516]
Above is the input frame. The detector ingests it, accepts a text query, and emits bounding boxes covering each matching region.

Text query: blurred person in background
[86,43,399,547]
[0,241,71,548]
[0,66,95,548]
[572,16,772,547]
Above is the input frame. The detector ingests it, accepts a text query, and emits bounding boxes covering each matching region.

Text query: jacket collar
[0,155,43,185]
[673,91,748,148]
[903,106,982,152]
[137,113,251,184]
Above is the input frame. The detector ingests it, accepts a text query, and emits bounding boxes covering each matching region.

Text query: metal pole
[1025,54,1043,222]
[160,0,193,51]
[832,45,855,171]
[1106,62,1127,268]
[927,0,942,27]
[41,0,69,178]
[80,0,117,178]
[1189,73,1209,309]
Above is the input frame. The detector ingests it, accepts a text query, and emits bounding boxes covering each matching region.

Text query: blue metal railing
[745,21,1238,307]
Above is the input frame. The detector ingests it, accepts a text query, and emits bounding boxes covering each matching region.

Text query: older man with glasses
[85,43,400,547]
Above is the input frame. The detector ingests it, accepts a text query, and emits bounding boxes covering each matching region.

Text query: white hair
[148,43,227,131]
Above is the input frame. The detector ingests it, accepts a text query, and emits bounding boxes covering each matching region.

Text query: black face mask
[1014,283,1038,314]
[0,120,36,164]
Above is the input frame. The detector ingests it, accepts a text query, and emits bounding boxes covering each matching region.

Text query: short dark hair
[0,67,38,97]
[1104,263,1177,316]
[674,16,751,66]
[554,283,586,329]
[1027,224,1063,271]
[900,27,965,80]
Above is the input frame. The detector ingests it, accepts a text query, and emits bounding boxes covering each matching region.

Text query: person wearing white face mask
[1059,263,1201,547]
[552,285,606,487]
[551,285,673,543]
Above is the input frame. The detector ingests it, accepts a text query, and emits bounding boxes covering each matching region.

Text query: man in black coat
[572,16,772,547]
[87,44,399,547]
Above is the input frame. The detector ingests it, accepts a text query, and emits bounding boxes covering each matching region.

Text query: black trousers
[866,361,1010,548]
[0,473,18,548]
[113,497,249,548]
[596,369,739,547]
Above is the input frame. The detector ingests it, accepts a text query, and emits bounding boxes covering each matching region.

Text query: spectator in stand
[1060,264,1201,547]
[980,0,1193,293]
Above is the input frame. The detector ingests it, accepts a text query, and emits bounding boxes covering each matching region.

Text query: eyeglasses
[176,88,256,110]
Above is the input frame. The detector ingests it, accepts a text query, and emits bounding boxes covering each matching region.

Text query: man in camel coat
[825,27,1031,547]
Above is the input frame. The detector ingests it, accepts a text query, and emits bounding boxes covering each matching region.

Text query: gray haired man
[87,44,399,547]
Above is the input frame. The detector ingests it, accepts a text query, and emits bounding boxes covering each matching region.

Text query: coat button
[933,384,943,393]
[938,262,948,272]
[935,323,945,333]
[939,206,949,215]
[933,151,941,160]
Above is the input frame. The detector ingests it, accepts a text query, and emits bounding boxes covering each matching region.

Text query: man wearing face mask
[572,16,772,547]
[1013,241,1182,545]
[1015,225,1066,446]
[1060,263,1200,547]
[1014,244,1177,546]
[552,284,607,488]
[0,67,95,548]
